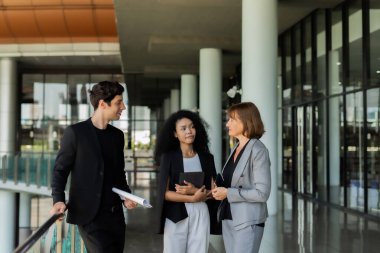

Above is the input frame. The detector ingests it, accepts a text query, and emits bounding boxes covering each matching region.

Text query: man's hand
[175,180,197,195]
[212,187,228,201]
[49,202,66,221]
[123,199,137,209]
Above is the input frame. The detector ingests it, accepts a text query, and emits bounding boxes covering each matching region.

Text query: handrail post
[133,156,137,185]
[71,225,75,252]
[56,221,62,253]
[14,154,19,184]
[25,157,30,186]
[47,154,52,189]
[81,237,85,253]
[2,155,6,183]
[36,156,41,188]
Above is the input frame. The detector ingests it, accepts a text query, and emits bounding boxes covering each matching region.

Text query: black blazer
[157,149,221,234]
[51,118,131,225]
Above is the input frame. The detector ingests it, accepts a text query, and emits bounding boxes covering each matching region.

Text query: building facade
[279,0,380,218]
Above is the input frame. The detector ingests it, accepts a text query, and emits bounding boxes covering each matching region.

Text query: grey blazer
[222,139,271,230]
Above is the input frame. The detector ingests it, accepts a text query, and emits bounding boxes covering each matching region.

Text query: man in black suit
[50,81,137,253]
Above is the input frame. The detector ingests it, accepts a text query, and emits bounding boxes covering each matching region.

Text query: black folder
[179,172,205,188]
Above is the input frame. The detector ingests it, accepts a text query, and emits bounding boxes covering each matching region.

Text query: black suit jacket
[157,149,221,234]
[51,118,131,225]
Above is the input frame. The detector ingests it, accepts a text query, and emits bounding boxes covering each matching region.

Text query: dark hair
[227,102,265,139]
[89,81,124,110]
[154,110,210,164]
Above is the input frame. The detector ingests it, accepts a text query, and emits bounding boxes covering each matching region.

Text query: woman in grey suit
[212,102,271,253]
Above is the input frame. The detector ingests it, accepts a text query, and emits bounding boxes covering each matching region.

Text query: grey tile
[123,176,380,253]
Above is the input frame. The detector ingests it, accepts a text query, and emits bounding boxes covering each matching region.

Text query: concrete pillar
[199,48,222,171]
[199,48,224,252]
[0,57,17,253]
[328,51,341,190]
[180,74,197,111]
[329,99,340,186]
[0,58,17,154]
[170,89,180,113]
[241,0,278,215]
[163,97,171,120]
[18,193,32,245]
[0,191,16,253]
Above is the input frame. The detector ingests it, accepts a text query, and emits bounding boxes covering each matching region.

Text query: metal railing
[14,213,86,253]
[14,213,63,253]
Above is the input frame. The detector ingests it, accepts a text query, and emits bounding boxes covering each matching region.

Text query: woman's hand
[175,180,197,195]
[212,187,228,200]
[192,186,208,202]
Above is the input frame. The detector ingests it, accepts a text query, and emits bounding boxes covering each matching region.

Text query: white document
[112,187,152,208]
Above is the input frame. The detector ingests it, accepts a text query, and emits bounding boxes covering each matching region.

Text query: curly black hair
[154,110,210,164]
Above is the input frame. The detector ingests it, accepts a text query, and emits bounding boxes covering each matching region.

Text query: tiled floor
[123,172,380,253]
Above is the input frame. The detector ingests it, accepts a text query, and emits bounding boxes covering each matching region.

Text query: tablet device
[179,172,205,188]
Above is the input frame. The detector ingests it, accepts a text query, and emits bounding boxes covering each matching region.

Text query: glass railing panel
[49,223,86,253]
[0,152,56,188]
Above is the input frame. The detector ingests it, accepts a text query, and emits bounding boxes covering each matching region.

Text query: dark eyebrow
[178,123,193,128]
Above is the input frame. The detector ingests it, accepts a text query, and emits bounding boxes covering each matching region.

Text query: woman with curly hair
[155,110,220,253]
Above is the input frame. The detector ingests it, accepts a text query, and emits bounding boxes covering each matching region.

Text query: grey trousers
[164,202,210,253]
[222,220,264,253]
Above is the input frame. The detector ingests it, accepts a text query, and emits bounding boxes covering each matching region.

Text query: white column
[180,74,197,111]
[163,97,171,120]
[0,191,16,253]
[199,48,222,171]
[328,51,340,200]
[170,89,180,113]
[18,193,32,245]
[0,58,17,253]
[241,0,278,215]
[0,58,17,154]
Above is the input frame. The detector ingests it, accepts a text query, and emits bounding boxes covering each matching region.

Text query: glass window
[369,0,380,86]
[316,10,327,97]
[329,96,344,205]
[305,105,313,194]
[303,17,313,101]
[329,7,343,95]
[67,74,91,123]
[278,58,283,188]
[366,88,380,216]
[42,74,68,153]
[316,101,327,201]
[20,73,126,155]
[296,107,304,193]
[283,32,292,104]
[293,25,302,103]
[345,92,364,211]
[21,74,44,152]
[347,0,363,91]
[44,74,67,122]
[283,107,293,190]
